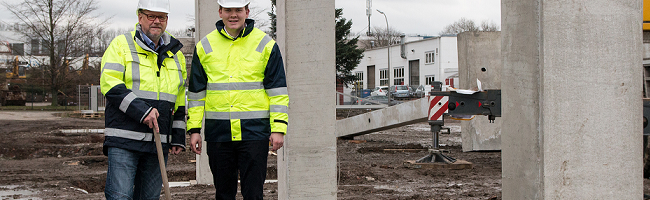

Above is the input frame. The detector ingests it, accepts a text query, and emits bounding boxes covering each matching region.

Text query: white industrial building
[345,35,459,99]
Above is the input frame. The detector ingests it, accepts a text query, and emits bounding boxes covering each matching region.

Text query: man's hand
[142,108,159,133]
[170,146,183,155]
[190,133,202,155]
[270,132,284,151]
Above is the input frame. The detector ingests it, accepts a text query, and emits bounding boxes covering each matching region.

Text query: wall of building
[349,35,458,100]
[406,38,441,88]
[439,36,459,84]
[176,37,194,73]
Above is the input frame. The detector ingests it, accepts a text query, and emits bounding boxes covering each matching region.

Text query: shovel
[154,129,171,200]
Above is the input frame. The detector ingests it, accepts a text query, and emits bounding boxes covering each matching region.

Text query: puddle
[0,185,40,200]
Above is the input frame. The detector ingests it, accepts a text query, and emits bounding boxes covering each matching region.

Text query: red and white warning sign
[428,95,449,121]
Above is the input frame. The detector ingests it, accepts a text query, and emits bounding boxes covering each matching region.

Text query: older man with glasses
[100,0,187,199]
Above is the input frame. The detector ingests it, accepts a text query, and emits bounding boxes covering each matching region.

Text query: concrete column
[194,0,220,185]
[501,0,642,199]
[276,0,337,199]
[195,0,220,43]
[456,31,502,152]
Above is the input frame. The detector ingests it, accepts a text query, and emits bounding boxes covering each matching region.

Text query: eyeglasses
[139,11,168,22]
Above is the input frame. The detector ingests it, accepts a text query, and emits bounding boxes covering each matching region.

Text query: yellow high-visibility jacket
[187,19,289,142]
[100,24,187,154]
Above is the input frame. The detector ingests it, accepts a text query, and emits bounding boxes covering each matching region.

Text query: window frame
[425,51,435,64]
[354,71,364,88]
[425,75,435,85]
[379,68,388,86]
[394,67,404,85]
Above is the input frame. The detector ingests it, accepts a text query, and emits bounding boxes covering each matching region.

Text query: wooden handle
[154,129,171,200]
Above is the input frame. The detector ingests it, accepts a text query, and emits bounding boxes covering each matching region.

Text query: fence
[76,85,105,112]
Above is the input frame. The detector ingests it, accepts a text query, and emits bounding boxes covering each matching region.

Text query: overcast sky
[1,0,501,36]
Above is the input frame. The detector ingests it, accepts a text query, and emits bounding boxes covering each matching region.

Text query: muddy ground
[0,110,648,199]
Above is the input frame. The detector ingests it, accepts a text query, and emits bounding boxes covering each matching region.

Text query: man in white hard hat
[186,0,289,199]
[100,0,187,199]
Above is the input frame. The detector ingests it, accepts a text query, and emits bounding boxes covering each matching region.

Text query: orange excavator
[1,56,27,106]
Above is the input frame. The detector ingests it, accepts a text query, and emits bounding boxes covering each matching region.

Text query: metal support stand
[415,123,456,164]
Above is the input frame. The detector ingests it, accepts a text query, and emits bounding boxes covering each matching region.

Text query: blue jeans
[105,147,168,200]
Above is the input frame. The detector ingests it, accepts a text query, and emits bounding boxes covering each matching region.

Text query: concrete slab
[0,111,60,121]
[336,105,387,109]
[335,98,428,138]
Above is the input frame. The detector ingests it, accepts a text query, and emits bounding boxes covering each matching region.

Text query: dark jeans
[207,140,269,200]
[105,147,167,200]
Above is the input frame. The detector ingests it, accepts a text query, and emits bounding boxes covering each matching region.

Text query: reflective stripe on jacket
[100,24,187,154]
[187,19,289,142]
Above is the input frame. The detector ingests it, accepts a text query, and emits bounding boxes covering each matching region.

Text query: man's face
[218,6,250,32]
[138,10,168,41]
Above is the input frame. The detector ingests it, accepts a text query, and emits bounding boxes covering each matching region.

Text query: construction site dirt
[1,110,649,199]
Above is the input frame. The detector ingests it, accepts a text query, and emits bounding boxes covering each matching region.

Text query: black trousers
[207,140,269,200]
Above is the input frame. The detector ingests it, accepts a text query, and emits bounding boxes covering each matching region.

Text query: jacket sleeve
[187,47,208,134]
[263,43,289,134]
[100,35,152,123]
[171,52,187,149]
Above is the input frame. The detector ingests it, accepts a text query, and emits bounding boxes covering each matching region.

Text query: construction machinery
[407,88,501,168]
[1,56,27,106]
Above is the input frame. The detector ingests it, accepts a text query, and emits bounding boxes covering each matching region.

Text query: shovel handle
[154,129,171,200]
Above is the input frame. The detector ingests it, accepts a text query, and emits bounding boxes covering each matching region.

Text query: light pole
[376,9,391,101]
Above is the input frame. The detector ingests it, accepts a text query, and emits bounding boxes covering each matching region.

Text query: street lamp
[376,9,391,101]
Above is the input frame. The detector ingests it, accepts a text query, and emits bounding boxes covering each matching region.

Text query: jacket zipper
[155,54,160,100]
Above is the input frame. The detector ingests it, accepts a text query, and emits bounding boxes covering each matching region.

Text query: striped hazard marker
[428,95,449,121]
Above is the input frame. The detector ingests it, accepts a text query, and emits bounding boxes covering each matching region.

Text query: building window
[425,51,435,64]
[394,67,404,85]
[355,71,364,88]
[379,69,388,86]
[425,75,435,85]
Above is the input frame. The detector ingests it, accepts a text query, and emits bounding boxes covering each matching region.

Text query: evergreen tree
[267,0,277,39]
[335,8,364,87]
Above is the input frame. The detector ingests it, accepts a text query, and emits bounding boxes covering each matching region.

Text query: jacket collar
[215,19,255,41]
[133,23,182,55]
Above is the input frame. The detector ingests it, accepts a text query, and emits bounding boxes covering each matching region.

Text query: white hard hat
[217,0,250,8]
[137,0,170,14]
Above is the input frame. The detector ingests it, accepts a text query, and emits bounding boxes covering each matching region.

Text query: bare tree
[0,20,9,31]
[439,18,499,35]
[357,26,403,50]
[248,5,269,30]
[480,20,499,32]
[2,0,102,106]
[165,13,197,38]
[94,27,130,56]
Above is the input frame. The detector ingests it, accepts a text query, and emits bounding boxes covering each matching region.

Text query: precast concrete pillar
[276,0,337,199]
[501,0,642,199]
[194,0,220,185]
[456,31,502,152]
[195,0,220,43]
